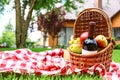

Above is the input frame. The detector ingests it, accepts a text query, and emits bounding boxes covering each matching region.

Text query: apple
[80,32,88,45]
[69,39,74,45]
[95,35,108,48]
[69,43,82,53]
[74,38,80,44]
[69,38,80,45]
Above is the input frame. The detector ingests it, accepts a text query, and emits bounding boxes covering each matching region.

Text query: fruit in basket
[69,39,74,44]
[69,43,82,53]
[80,32,88,45]
[95,35,108,48]
[74,38,80,44]
[69,38,80,45]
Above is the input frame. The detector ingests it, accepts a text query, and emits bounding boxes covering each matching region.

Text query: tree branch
[15,0,22,47]
[21,0,28,25]
[22,0,36,32]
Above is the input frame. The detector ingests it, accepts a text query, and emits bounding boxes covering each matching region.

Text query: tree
[15,0,36,48]
[15,0,85,48]
[37,13,48,47]
[4,20,14,32]
[0,0,9,14]
[37,7,65,47]
[0,21,15,47]
[1,0,84,48]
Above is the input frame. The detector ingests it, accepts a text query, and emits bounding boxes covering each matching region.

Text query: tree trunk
[43,31,47,47]
[15,0,36,48]
[15,0,22,48]
[51,35,56,48]
[53,37,55,48]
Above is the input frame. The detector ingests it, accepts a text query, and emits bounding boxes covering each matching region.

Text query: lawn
[0,47,52,52]
[0,73,102,80]
[0,48,119,80]
[112,49,120,62]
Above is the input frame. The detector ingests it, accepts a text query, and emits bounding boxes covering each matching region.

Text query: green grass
[0,48,119,80]
[0,73,102,80]
[0,48,52,52]
[112,49,120,62]
[30,48,52,52]
[0,48,16,51]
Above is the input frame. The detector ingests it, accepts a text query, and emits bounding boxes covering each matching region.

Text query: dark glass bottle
[82,21,97,55]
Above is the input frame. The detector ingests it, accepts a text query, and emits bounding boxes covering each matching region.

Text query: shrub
[114,44,120,49]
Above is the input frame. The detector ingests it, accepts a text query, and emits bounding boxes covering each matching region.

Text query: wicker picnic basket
[69,8,115,71]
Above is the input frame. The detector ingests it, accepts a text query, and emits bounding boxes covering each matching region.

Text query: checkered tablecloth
[104,62,120,80]
[0,48,119,79]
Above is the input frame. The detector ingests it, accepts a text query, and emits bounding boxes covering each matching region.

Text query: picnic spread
[0,48,119,80]
[0,8,118,80]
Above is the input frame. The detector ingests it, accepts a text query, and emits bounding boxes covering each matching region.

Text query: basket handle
[107,37,116,45]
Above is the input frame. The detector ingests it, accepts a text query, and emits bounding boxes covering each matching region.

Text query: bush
[0,31,15,47]
[114,44,120,49]
[0,21,15,47]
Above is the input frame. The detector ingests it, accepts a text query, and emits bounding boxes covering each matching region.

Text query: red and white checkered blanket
[0,48,119,79]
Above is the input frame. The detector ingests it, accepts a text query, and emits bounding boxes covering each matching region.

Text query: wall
[111,11,120,40]
[111,11,120,28]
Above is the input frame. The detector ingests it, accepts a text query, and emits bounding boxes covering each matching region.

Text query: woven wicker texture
[69,8,114,71]
[73,8,112,39]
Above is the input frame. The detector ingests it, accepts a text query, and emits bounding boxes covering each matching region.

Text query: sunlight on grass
[0,48,52,52]
[30,48,52,52]
[0,48,16,51]
[0,73,102,80]
[112,49,120,62]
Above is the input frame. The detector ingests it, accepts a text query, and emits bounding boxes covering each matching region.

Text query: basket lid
[73,8,112,40]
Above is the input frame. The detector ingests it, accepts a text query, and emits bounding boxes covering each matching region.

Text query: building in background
[40,0,120,47]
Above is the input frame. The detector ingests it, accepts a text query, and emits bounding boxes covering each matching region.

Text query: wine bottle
[82,21,97,55]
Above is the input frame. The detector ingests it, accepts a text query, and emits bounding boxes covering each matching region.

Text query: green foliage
[34,0,62,10]
[4,20,14,32]
[1,31,15,47]
[34,0,84,12]
[64,0,77,11]
[25,38,34,48]
[25,41,34,48]
[0,0,9,4]
[114,44,120,49]
[0,21,15,47]
[0,0,10,13]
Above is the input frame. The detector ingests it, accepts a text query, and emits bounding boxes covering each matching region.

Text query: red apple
[95,35,108,48]
[80,32,88,45]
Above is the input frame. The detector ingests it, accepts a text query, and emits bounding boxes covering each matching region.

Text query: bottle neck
[88,22,96,38]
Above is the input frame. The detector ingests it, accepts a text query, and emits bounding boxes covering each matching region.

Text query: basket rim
[68,42,114,57]
[73,8,112,39]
